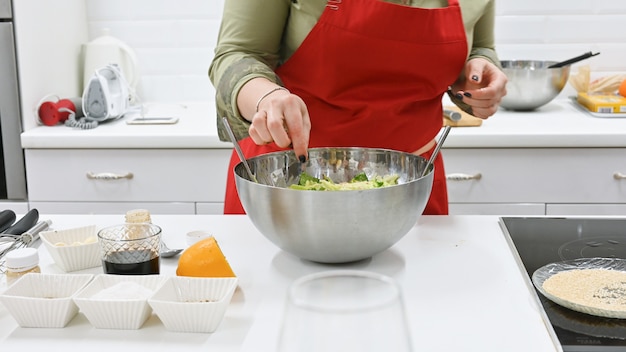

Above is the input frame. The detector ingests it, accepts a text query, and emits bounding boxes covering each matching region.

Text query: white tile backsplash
[84,0,626,103]
[496,0,626,15]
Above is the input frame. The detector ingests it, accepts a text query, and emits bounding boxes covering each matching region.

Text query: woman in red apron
[211,0,508,214]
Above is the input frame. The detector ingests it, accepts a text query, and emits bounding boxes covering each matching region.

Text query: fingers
[248,110,273,145]
[248,94,310,158]
[284,98,311,159]
[465,59,488,86]
[455,58,508,118]
[248,109,293,147]
[468,102,500,119]
[458,89,505,119]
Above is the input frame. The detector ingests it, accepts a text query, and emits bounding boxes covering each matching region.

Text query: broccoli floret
[290,171,398,191]
[298,172,320,186]
[350,172,369,183]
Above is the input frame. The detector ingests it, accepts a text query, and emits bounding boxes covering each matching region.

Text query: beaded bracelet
[255,87,290,112]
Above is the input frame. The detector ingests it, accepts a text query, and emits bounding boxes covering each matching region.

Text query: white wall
[13,0,89,131]
[52,0,626,104]
[496,0,626,97]
[496,1,625,68]
[84,0,225,104]
[87,0,626,101]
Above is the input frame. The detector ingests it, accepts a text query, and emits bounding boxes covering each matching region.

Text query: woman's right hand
[249,89,311,160]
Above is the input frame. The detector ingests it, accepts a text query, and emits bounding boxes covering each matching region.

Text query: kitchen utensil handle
[446,173,482,181]
[20,220,52,246]
[2,209,39,235]
[443,109,462,122]
[421,125,452,177]
[0,210,16,233]
[547,51,600,68]
[614,172,626,180]
[221,117,257,182]
[86,171,134,180]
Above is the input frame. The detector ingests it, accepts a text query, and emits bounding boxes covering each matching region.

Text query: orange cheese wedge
[176,236,236,277]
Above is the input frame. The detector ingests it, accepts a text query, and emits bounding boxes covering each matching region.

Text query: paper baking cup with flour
[532,258,626,319]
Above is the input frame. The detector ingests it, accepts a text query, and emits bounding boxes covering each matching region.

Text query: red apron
[224,0,467,214]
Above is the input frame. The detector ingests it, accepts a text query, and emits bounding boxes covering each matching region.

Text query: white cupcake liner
[73,274,165,329]
[0,273,94,328]
[40,225,100,272]
[148,276,238,333]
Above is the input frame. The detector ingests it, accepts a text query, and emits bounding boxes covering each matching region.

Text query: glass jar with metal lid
[5,247,40,285]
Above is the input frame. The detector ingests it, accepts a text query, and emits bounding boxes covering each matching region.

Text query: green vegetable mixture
[289,172,399,191]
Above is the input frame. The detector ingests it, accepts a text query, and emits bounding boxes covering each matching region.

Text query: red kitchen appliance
[36,95,83,126]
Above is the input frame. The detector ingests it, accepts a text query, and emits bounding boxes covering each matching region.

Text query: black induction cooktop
[499,217,626,352]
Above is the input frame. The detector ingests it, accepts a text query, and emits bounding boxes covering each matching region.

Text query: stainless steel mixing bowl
[234,147,434,263]
[500,60,571,111]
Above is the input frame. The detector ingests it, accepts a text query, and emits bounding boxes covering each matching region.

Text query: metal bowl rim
[234,147,431,189]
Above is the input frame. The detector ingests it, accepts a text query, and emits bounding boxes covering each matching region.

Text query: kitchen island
[0,214,563,352]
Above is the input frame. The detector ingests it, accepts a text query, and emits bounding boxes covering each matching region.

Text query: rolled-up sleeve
[209,0,291,141]
[468,0,500,68]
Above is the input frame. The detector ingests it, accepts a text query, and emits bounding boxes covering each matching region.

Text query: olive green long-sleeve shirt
[209,0,500,142]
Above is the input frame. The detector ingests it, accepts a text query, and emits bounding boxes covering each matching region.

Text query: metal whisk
[0,220,52,272]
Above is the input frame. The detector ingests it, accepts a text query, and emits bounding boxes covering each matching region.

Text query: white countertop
[0,214,562,352]
[20,98,626,149]
[21,102,233,149]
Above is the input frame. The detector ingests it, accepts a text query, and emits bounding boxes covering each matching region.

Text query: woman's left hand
[452,58,508,119]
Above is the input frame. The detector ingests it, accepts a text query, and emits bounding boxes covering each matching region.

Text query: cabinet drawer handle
[615,172,626,180]
[86,172,134,180]
[446,173,482,181]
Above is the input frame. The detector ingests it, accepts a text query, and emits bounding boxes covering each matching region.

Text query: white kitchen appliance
[66,64,134,129]
[82,28,138,92]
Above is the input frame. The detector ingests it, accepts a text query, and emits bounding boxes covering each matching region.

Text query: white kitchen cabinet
[196,202,225,215]
[24,148,231,214]
[449,203,545,216]
[443,148,626,215]
[546,204,626,216]
[27,201,196,215]
[0,201,29,214]
[25,146,625,216]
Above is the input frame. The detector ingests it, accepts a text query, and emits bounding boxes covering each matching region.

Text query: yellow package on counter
[577,92,626,114]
